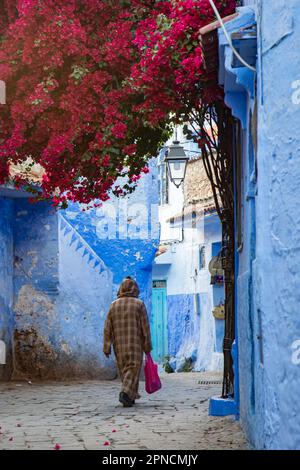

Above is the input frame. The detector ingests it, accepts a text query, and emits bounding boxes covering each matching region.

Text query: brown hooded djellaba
[103,278,152,402]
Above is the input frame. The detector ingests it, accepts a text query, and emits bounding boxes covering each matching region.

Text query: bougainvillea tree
[1,0,237,395]
[131,0,235,123]
[0,0,172,206]
[0,0,236,208]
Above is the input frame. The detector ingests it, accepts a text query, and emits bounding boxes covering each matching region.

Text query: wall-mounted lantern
[165,141,189,188]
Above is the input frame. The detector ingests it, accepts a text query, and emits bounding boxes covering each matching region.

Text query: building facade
[208,0,300,450]
[152,133,225,372]
[0,162,158,381]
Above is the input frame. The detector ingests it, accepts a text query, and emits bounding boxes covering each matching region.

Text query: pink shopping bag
[144,353,162,394]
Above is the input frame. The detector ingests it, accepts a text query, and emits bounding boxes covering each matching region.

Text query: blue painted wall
[0,198,14,380]
[0,161,158,380]
[62,160,159,317]
[253,0,300,449]
[167,294,195,358]
[9,198,115,380]
[12,199,61,379]
[219,2,300,449]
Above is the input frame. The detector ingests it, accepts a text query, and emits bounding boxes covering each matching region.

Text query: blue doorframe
[151,281,168,363]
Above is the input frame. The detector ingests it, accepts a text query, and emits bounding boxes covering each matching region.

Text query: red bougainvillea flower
[0,0,236,207]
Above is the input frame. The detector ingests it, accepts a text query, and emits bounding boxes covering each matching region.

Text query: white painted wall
[154,214,224,371]
[154,127,224,372]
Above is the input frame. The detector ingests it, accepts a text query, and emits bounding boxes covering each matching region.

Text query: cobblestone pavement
[0,372,248,450]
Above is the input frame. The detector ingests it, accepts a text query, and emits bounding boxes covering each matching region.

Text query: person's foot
[119,391,134,408]
[135,393,141,400]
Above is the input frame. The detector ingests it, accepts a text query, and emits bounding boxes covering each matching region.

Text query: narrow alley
[0,372,247,451]
[1,0,300,453]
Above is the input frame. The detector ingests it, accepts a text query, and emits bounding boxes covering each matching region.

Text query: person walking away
[103,277,152,407]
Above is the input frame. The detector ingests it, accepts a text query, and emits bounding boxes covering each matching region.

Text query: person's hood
[117,278,140,298]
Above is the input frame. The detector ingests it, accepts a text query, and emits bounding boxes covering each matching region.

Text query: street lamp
[165,141,189,188]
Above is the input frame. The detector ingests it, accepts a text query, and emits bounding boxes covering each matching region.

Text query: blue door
[151,281,168,363]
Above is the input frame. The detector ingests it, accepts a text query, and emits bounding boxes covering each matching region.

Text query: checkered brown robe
[103,278,152,401]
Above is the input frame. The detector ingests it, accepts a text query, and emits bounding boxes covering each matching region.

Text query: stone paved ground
[0,372,248,450]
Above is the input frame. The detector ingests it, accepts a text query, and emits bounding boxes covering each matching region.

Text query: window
[160,162,169,205]
[153,280,167,289]
[212,241,222,258]
[199,245,206,270]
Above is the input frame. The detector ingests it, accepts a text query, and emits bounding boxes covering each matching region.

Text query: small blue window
[212,242,222,258]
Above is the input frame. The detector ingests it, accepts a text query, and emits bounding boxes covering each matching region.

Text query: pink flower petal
[104,441,110,446]
[54,444,61,450]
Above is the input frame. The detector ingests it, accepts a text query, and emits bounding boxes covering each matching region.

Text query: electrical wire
[209,0,256,73]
